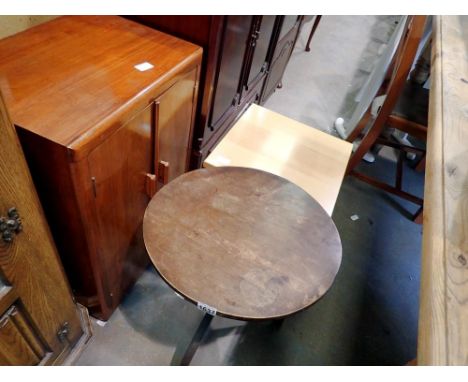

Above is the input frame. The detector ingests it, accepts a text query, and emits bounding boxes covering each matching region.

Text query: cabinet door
[261,19,301,103]
[0,91,83,365]
[209,16,253,128]
[155,68,199,187]
[245,16,277,90]
[87,103,153,315]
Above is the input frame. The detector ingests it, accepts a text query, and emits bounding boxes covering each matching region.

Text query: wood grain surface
[418,16,468,365]
[143,167,342,320]
[204,104,352,216]
[0,90,83,362]
[0,15,202,160]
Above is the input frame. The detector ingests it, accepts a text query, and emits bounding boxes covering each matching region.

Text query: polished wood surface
[0,16,202,319]
[0,91,83,364]
[143,167,342,320]
[210,16,253,127]
[245,16,276,89]
[156,67,199,184]
[418,16,468,365]
[87,103,154,313]
[204,104,353,216]
[0,15,202,160]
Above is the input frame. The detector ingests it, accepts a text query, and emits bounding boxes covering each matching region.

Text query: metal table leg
[180,313,214,366]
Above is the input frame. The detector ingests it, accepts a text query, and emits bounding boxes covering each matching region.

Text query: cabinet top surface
[0,16,202,154]
[143,167,342,320]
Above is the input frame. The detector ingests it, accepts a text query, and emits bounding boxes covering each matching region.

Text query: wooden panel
[87,103,153,315]
[0,16,202,159]
[261,23,299,103]
[156,67,198,184]
[418,16,468,365]
[210,16,253,127]
[0,92,82,355]
[126,16,212,48]
[246,16,276,88]
[9,305,47,360]
[0,307,41,366]
[204,104,353,216]
[0,287,18,317]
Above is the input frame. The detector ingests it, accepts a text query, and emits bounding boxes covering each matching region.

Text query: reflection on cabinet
[128,16,304,167]
[155,67,199,186]
[0,91,85,365]
[0,16,202,320]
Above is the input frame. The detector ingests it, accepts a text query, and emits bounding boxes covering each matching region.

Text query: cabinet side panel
[16,128,97,299]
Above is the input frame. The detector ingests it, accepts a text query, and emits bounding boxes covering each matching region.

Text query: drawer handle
[0,207,22,243]
[145,173,157,198]
[158,161,170,188]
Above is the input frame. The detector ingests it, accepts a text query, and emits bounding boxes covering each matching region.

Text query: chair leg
[346,109,373,142]
[305,16,322,52]
[413,206,423,224]
[415,154,426,172]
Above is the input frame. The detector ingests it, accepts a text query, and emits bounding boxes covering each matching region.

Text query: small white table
[204,104,353,216]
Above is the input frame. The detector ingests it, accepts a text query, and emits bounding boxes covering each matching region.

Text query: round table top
[143,167,342,320]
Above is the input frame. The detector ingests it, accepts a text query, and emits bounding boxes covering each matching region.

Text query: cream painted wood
[418,16,468,365]
[204,104,352,216]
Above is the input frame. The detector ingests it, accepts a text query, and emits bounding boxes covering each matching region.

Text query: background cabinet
[261,16,302,103]
[128,16,304,167]
[0,91,85,365]
[0,16,202,320]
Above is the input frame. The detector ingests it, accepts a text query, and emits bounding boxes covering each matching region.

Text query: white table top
[204,104,352,216]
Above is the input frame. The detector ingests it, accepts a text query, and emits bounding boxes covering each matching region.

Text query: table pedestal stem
[180,313,214,366]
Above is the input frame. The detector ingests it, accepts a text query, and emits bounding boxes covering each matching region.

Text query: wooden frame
[345,16,427,222]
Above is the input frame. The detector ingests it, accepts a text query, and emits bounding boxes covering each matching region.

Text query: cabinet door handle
[157,161,170,188]
[145,173,157,198]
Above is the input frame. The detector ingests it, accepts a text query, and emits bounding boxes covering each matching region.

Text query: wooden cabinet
[0,16,202,320]
[243,16,277,92]
[0,91,85,365]
[210,16,253,128]
[261,16,302,103]
[128,16,303,167]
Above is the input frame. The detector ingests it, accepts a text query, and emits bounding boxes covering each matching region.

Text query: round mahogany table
[143,167,342,364]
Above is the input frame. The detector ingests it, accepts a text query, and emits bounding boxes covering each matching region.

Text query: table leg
[180,313,214,366]
[272,318,285,330]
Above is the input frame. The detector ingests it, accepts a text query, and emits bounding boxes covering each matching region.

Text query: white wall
[0,16,58,39]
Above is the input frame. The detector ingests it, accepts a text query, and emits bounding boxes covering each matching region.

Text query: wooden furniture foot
[305,16,322,52]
